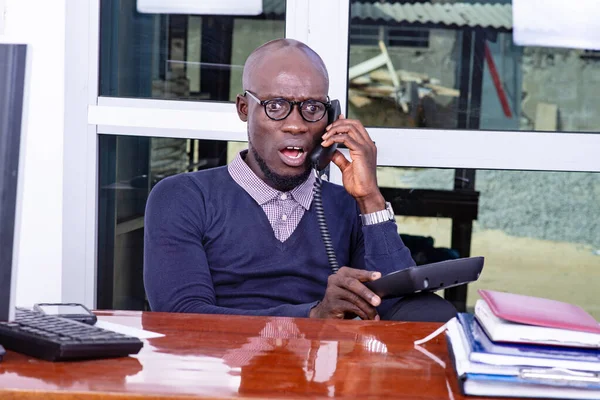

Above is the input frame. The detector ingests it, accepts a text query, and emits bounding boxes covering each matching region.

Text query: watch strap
[360,202,394,225]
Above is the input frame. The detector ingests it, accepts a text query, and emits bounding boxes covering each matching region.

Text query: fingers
[327,284,379,320]
[338,266,381,284]
[325,116,373,145]
[315,267,384,320]
[323,133,361,151]
[323,122,370,146]
[328,289,375,320]
[335,268,381,306]
[322,124,376,161]
[343,302,370,321]
[330,150,351,171]
[345,303,377,321]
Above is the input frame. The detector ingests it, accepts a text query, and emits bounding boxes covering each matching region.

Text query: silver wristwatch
[360,202,395,226]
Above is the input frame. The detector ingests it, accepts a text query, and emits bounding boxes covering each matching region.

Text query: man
[144,39,456,321]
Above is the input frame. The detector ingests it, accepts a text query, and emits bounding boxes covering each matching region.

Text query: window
[70,0,598,312]
[99,0,286,101]
[97,135,247,310]
[96,0,287,310]
[380,166,600,318]
[347,0,600,134]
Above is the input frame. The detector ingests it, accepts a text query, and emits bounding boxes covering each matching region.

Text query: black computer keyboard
[0,308,143,361]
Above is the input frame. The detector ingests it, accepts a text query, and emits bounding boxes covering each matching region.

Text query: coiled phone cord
[313,168,340,274]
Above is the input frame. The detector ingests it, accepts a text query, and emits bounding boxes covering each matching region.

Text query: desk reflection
[140,314,449,398]
[0,353,142,391]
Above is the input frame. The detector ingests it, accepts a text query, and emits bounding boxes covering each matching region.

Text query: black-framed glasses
[244,90,330,122]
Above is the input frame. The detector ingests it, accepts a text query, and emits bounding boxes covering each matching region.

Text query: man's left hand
[322,115,386,214]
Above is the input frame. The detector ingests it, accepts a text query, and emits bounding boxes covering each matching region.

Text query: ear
[236,94,248,122]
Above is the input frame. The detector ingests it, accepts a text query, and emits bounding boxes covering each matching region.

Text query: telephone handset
[310,99,341,171]
[311,99,342,274]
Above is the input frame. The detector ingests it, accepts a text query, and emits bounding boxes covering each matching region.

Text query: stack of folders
[446,290,600,399]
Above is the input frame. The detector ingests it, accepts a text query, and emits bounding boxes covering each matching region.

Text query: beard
[249,145,311,192]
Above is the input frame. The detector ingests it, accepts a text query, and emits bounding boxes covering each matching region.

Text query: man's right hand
[310,266,382,320]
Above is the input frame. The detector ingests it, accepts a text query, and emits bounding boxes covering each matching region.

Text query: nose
[281,105,309,135]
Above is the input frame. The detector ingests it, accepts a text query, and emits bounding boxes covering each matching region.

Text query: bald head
[242,39,329,93]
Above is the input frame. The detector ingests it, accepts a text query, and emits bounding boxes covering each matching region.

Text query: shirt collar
[228,150,314,209]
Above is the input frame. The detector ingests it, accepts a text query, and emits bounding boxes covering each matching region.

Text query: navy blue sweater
[143,166,415,318]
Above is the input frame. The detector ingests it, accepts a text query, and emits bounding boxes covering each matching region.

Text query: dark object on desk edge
[33,302,98,325]
[365,257,484,299]
[0,308,143,361]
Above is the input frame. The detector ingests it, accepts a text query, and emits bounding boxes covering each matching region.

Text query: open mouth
[281,146,304,159]
[279,146,307,167]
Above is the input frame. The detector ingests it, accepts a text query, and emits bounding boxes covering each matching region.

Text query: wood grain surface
[0,311,507,399]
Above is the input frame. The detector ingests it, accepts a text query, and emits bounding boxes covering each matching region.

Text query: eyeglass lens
[265,99,327,121]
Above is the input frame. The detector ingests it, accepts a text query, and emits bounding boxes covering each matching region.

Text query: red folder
[478,290,600,334]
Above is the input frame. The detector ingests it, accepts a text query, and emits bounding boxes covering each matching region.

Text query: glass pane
[381,166,600,319]
[378,166,457,257]
[377,166,454,191]
[347,0,600,133]
[97,135,242,310]
[466,170,600,319]
[99,0,286,101]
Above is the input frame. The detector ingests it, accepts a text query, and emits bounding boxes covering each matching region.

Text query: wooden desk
[0,311,497,399]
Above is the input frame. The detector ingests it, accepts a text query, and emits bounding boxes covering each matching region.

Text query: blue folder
[457,313,600,367]
[459,371,600,399]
